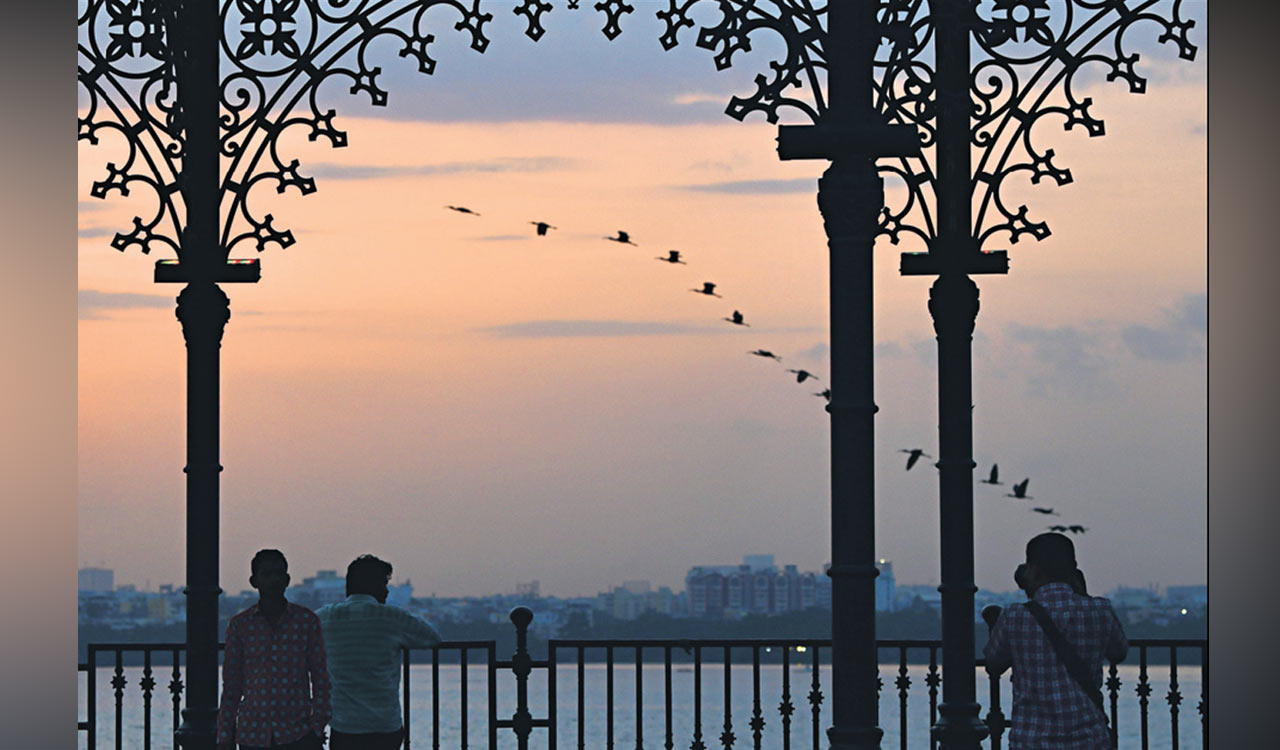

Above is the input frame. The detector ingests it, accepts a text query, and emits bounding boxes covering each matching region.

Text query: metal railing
[79,610,1205,750]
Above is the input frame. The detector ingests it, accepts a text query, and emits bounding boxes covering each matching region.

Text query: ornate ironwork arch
[869,0,1199,255]
[80,0,840,263]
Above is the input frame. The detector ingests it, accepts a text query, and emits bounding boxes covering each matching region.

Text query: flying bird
[1067,525,1088,534]
[445,205,480,216]
[1047,524,1069,532]
[605,230,637,245]
[749,349,781,361]
[691,282,721,297]
[815,389,831,402]
[1031,507,1058,515]
[899,448,932,471]
[787,369,819,384]
[1007,478,1032,499]
[529,221,556,236]
[657,250,686,264]
[980,464,1002,485]
[724,310,749,326]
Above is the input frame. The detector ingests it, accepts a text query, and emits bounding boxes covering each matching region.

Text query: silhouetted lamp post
[78,2,1196,749]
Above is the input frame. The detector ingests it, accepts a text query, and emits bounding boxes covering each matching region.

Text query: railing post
[980,607,1006,750]
[509,607,535,750]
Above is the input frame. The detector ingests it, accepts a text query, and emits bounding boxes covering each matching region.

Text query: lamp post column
[929,2,991,748]
[819,156,886,750]
[171,0,226,748]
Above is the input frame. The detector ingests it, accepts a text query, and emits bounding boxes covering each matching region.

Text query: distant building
[516,580,541,599]
[287,570,346,609]
[686,557,820,618]
[875,560,896,613]
[78,567,114,593]
[1165,585,1207,608]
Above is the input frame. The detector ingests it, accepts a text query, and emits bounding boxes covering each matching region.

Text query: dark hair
[251,549,287,576]
[1026,533,1077,582]
[346,554,393,597]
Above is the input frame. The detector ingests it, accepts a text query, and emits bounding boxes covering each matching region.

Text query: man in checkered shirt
[984,533,1128,750]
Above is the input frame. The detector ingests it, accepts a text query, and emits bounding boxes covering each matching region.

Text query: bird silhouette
[1047,524,1068,532]
[724,310,749,327]
[815,389,831,402]
[980,464,1002,485]
[691,282,721,298]
[899,448,932,471]
[605,230,637,245]
[445,205,480,216]
[1031,507,1058,515]
[749,349,781,361]
[1067,525,1088,534]
[656,250,686,264]
[787,369,819,384]
[1007,478,1032,499]
[529,221,556,236]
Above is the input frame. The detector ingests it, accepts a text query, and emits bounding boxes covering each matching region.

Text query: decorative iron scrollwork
[79,0,1197,268]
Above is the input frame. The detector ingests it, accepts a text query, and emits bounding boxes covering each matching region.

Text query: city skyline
[78,6,1206,601]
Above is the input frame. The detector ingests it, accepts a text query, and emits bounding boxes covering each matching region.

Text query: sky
[77,2,1207,599]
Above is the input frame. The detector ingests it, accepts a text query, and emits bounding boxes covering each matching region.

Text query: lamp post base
[932,702,989,750]
[828,725,884,750]
[175,707,219,750]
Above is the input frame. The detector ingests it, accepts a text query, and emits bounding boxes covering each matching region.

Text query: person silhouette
[984,533,1126,750]
[216,549,329,750]
[316,555,442,750]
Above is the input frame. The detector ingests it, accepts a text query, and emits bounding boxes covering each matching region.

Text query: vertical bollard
[509,607,535,750]
[980,606,1006,750]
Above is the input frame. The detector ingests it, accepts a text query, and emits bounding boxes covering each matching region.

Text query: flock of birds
[444,204,1086,536]
[898,450,1089,534]
[444,204,831,401]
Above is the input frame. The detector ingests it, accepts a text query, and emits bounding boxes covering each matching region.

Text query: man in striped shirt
[316,555,442,750]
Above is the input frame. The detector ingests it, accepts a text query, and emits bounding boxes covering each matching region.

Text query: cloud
[680,179,816,194]
[1006,323,1110,396]
[78,227,118,238]
[1120,325,1194,362]
[474,235,530,242]
[307,156,575,181]
[478,319,723,339]
[79,289,173,320]
[875,341,906,358]
[1173,292,1207,334]
[796,342,829,360]
[672,92,728,106]
[1120,292,1206,362]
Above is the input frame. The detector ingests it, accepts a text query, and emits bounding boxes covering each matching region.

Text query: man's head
[249,548,289,597]
[346,554,392,603]
[1024,532,1078,590]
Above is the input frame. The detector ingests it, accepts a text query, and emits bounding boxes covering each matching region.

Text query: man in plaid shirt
[984,533,1128,750]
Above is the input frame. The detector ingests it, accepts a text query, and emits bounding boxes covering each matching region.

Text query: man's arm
[306,613,332,738]
[1103,602,1128,663]
[983,611,1013,676]
[215,618,243,749]
[395,608,443,649]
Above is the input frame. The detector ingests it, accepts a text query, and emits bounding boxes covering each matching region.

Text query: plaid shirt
[984,583,1128,750]
[216,601,332,746]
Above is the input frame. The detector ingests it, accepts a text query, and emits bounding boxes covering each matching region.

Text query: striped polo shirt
[315,594,442,734]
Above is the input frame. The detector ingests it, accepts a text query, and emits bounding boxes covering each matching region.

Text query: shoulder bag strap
[1024,600,1105,711]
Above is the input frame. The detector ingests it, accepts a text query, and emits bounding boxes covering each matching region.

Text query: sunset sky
[77,3,1206,599]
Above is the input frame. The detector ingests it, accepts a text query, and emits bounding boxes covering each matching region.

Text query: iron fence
[79,611,1205,750]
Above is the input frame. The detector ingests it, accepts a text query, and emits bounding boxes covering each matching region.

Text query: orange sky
[78,9,1206,598]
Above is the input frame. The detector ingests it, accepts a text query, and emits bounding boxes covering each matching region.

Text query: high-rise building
[875,559,896,613]
[78,567,114,593]
[686,557,820,617]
